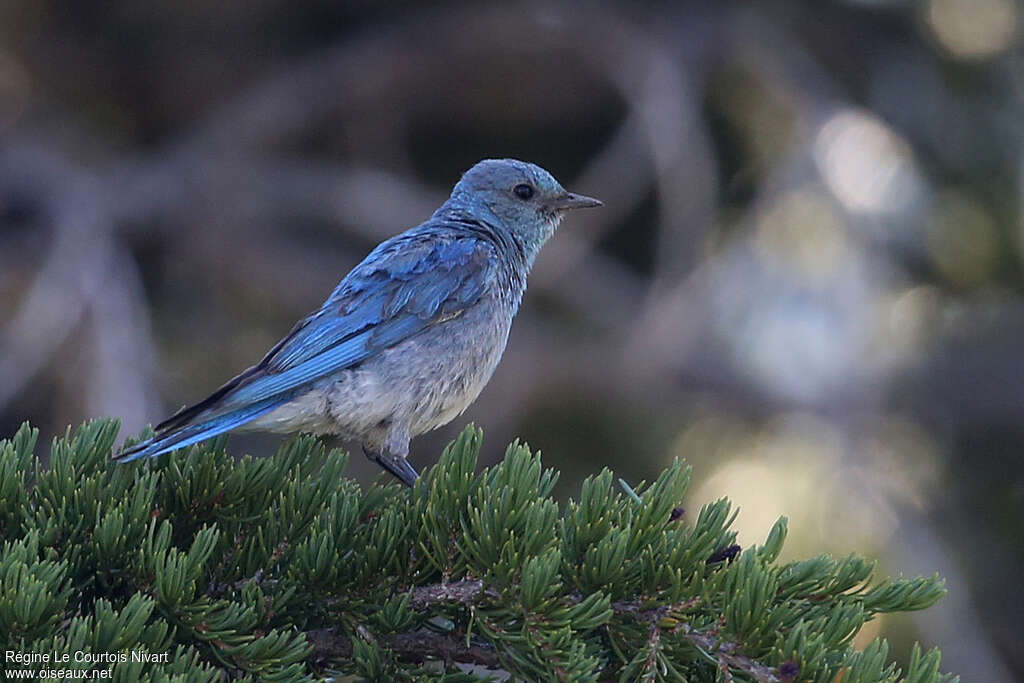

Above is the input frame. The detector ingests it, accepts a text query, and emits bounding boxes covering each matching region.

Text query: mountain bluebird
[115,159,601,485]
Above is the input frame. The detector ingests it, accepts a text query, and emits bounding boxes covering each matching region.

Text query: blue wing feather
[263,236,491,373]
[225,314,425,406]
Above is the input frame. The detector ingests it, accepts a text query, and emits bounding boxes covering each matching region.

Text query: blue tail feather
[115,397,285,462]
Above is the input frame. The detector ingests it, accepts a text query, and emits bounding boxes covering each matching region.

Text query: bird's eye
[513,183,535,200]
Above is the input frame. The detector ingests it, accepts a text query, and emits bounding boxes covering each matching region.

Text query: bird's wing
[155,233,496,432]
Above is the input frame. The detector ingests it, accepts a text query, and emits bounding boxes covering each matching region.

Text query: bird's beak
[549,192,603,211]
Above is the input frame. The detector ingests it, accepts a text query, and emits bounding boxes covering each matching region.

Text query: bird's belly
[364,310,511,435]
[268,302,514,443]
[245,390,337,435]
[411,349,500,433]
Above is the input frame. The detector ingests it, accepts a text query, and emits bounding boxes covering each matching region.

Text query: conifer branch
[0,420,958,681]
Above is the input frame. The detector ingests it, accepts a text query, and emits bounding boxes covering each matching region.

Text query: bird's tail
[113,396,285,462]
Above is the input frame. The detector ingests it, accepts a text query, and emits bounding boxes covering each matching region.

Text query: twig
[306,627,501,668]
[408,579,495,609]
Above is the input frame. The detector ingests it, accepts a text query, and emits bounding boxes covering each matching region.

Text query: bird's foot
[365,447,420,487]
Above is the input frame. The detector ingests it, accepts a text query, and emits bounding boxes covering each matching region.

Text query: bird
[115,159,602,486]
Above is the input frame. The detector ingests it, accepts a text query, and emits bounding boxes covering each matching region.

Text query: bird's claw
[368,450,420,487]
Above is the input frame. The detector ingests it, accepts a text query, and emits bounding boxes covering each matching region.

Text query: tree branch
[310,584,787,680]
[408,578,494,610]
[306,626,501,669]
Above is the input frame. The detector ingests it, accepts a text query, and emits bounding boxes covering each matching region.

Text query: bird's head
[445,159,601,262]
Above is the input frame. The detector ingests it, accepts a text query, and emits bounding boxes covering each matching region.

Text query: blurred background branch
[1,2,1021,680]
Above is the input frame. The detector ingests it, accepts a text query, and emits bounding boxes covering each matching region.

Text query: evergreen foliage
[0,420,956,681]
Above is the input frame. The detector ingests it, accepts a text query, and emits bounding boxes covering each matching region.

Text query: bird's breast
[310,293,516,441]
[408,295,515,432]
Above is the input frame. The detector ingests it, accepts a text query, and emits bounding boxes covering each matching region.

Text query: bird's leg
[363,445,420,487]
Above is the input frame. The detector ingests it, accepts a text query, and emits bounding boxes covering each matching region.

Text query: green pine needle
[0,419,957,682]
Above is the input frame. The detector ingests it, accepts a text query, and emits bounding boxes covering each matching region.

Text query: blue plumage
[115,159,601,485]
